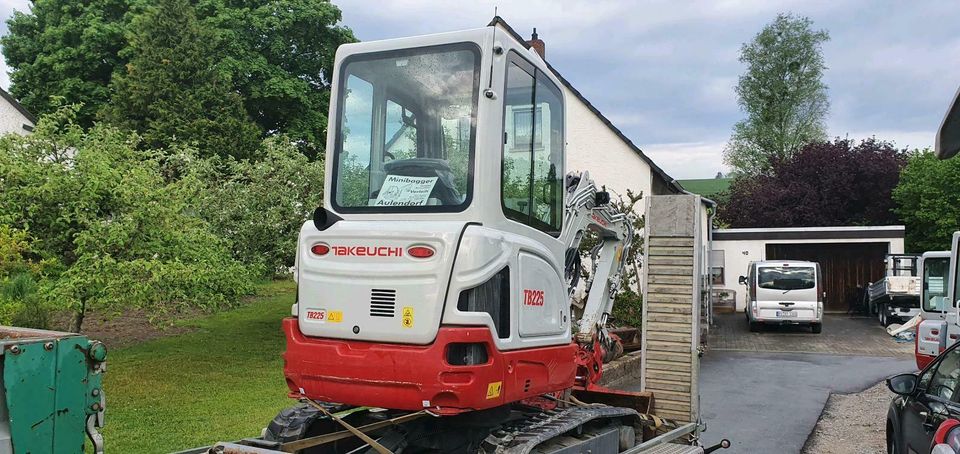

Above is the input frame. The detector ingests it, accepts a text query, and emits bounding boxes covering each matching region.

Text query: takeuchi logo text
[332,246,404,257]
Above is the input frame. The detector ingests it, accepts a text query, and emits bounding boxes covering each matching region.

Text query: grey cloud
[0,0,953,177]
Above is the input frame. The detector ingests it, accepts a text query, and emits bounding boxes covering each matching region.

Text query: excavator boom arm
[560,171,635,340]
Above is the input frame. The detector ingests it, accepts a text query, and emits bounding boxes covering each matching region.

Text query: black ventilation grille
[370,289,396,318]
[457,267,510,339]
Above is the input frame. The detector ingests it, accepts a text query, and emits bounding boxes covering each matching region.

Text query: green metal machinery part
[0,326,106,453]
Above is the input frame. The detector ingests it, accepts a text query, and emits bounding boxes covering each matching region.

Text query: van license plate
[777,310,796,318]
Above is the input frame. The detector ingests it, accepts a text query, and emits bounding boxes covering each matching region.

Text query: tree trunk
[72,299,86,333]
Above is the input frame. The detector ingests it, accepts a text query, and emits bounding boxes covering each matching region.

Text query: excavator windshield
[923,255,950,312]
[331,43,480,212]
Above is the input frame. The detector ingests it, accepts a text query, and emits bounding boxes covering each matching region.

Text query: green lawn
[102,280,295,453]
[676,178,732,199]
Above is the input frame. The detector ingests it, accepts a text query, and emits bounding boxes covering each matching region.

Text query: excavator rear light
[407,246,435,258]
[310,243,330,256]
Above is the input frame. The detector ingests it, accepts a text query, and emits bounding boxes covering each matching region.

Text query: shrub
[0,106,258,331]
[195,137,325,275]
[0,225,34,277]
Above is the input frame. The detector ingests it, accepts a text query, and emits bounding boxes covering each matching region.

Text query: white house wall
[565,88,653,213]
[0,97,33,136]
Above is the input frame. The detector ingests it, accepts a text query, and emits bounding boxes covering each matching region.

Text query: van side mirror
[886,373,918,396]
[738,276,747,285]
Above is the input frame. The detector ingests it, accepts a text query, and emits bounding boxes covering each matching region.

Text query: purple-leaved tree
[718,138,908,228]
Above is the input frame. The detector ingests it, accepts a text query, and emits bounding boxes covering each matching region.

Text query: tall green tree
[198,0,355,158]
[2,0,355,155]
[893,150,960,252]
[100,0,261,158]
[724,13,831,175]
[1,0,129,126]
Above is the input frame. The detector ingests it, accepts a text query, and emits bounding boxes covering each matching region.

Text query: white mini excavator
[197,21,730,454]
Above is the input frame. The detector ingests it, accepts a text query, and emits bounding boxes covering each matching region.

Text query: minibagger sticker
[374,175,437,207]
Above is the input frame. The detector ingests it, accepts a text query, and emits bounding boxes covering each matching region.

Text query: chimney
[527,28,545,59]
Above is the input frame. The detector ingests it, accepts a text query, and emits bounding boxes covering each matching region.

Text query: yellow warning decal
[486,381,503,399]
[327,310,343,323]
[401,306,414,328]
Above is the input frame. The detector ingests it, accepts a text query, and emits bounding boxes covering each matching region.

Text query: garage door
[765,242,888,312]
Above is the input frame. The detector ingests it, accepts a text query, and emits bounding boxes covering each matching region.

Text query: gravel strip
[802,381,891,454]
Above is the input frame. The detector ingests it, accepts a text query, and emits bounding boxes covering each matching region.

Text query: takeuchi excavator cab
[285,26,585,414]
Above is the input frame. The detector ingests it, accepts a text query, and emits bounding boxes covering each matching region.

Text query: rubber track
[479,406,639,454]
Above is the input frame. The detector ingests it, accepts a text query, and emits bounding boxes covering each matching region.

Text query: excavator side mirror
[313,206,342,231]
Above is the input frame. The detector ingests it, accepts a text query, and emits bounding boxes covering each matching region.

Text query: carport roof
[713,225,905,241]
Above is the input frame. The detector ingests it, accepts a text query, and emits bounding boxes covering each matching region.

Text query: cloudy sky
[1,0,958,179]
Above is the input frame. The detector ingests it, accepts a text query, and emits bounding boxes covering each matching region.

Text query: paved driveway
[630,314,916,453]
[708,313,913,357]
[696,351,914,453]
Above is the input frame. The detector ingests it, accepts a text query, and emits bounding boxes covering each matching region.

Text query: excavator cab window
[501,51,564,235]
[924,256,950,312]
[332,43,480,212]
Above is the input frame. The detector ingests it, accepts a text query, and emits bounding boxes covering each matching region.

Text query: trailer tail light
[407,246,435,259]
[310,243,330,256]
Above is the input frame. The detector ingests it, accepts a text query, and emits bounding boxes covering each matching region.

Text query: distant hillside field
[678,178,732,199]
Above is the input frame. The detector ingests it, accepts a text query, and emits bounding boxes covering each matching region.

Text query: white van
[739,260,824,334]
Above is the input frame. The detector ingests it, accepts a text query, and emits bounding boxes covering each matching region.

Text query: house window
[501,52,564,235]
[710,267,724,285]
[709,250,725,285]
[510,107,544,151]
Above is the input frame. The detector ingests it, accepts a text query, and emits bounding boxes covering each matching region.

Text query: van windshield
[758,267,815,291]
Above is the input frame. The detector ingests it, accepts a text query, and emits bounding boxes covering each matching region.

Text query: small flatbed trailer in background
[867,254,921,326]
